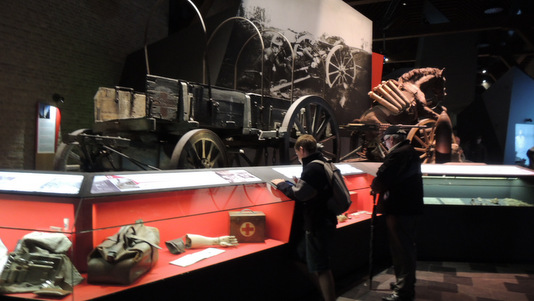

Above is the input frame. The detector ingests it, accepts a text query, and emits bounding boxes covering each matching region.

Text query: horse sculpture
[346,67,455,163]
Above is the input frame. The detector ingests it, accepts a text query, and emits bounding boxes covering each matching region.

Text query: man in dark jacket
[371,126,424,301]
[271,134,337,301]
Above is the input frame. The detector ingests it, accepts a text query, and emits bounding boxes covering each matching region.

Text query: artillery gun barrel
[368,91,400,115]
[383,81,408,107]
[386,80,412,106]
[375,85,402,110]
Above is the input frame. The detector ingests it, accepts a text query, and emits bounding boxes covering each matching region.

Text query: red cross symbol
[240,222,255,237]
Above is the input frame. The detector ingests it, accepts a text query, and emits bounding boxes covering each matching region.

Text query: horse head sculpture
[356,67,446,125]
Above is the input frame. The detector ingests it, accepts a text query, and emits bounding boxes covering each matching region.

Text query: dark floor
[338,261,534,301]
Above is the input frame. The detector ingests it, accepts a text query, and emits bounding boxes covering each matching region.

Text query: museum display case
[419,164,534,206]
[2,163,532,299]
[350,162,534,206]
[416,163,534,262]
[351,162,534,263]
[0,163,372,300]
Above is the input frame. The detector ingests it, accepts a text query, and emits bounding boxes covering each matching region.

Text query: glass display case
[415,163,534,263]
[351,162,534,263]
[0,164,373,300]
[349,162,534,206]
[420,164,534,206]
[3,163,533,299]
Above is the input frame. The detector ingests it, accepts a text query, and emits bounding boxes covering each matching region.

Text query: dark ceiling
[345,0,534,84]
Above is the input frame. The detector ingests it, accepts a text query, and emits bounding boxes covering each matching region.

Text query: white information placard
[90,169,262,194]
[0,171,83,194]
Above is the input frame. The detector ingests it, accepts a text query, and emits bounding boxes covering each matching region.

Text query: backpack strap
[311,159,332,190]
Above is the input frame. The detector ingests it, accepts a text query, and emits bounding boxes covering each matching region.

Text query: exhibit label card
[91,170,262,194]
[170,248,226,267]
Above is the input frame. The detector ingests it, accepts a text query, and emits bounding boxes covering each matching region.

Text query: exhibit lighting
[52,93,64,104]
[478,67,496,89]
[484,7,504,14]
[421,164,534,176]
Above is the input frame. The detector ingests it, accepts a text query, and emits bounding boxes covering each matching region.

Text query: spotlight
[484,7,503,14]
[52,93,64,104]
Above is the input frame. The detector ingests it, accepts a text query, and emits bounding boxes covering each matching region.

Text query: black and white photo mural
[213,0,373,125]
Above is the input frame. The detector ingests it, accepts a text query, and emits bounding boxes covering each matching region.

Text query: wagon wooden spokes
[279,95,340,164]
[325,44,357,88]
[407,119,436,163]
[170,129,228,169]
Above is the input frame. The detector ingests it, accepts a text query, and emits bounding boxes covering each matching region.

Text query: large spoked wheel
[53,129,92,171]
[325,44,356,88]
[169,129,228,169]
[407,119,436,163]
[279,95,339,164]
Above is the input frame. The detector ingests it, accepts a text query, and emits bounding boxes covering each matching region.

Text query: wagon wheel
[279,95,339,164]
[169,129,228,169]
[407,119,436,163]
[53,129,92,171]
[325,44,356,88]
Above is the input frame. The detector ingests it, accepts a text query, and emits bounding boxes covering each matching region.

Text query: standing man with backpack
[271,134,337,301]
[371,126,424,301]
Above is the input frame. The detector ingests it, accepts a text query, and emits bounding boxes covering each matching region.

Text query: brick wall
[0,0,168,169]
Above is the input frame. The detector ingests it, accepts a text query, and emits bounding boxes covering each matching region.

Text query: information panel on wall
[35,103,61,170]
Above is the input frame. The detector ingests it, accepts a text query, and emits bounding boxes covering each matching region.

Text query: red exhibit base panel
[0,166,375,300]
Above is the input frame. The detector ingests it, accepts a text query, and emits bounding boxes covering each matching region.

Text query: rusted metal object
[345,67,458,163]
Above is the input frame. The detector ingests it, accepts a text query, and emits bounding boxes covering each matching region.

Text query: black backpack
[313,160,352,215]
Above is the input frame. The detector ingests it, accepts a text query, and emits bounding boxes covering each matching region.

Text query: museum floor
[337,261,534,301]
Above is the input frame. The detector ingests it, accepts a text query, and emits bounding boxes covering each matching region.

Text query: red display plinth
[0,167,373,300]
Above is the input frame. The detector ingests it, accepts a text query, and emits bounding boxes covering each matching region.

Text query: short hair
[294,134,317,153]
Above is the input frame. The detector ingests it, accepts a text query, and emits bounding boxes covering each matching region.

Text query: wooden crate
[94,87,146,122]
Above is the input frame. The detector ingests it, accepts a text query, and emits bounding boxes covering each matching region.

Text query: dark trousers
[386,214,418,298]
